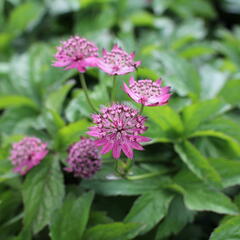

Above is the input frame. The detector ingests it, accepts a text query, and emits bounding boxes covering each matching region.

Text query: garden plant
[1,0,240,239]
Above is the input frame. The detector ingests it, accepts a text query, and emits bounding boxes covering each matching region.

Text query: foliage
[1,0,240,239]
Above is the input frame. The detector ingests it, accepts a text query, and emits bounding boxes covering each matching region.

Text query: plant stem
[126,171,163,180]
[79,73,98,112]
[139,104,144,114]
[111,75,117,103]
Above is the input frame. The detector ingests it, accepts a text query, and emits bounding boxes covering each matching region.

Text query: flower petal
[100,142,114,154]
[122,141,134,159]
[112,141,121,159]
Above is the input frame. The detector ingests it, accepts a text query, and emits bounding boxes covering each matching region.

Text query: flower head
[98,44,141,75]
[87,104,151,159]
[123,77,171,106]
[53,36,99,72]
[10,137,48,175]
[65,138,101,178]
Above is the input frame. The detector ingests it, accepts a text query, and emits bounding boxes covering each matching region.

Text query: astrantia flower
[87,104,151,159]
[123,77,171,106]
[65,138,101,178]
[53,36,99,72]
[10,137,48,175]
[98,44,141,75]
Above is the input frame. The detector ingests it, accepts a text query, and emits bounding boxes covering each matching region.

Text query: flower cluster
[65,138,101,178]
[87,104,150,159]
[10,137,48,175]
[9,136,101,178]
[53,36,99,72]
[9,35,171,179]
[123,77,171,106]
[98,45,141,75]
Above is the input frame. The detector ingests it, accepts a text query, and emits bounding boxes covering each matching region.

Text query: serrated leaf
[144,106,184,141]
[182,99,228,135]
[23,156,65,234]
[7,2,44,36]
[155,196,194,240]
[175,140,222,187]
[81,175,171,196]
[55,119,90,149]
[190,116,240,154]
[210,216,240,240]
[50,191,94,240]
[170,171,239,215]
[124,190,173,238]
[219,79,240,105]
[155,51,201,99]
[209,158,240,188]
[45,81,74,113]
[83,222,140,240]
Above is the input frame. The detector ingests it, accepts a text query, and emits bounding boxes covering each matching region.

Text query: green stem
[111,75,117,103]
[139,104,144,114]
[79,73,98,112]
[126,171,163,180]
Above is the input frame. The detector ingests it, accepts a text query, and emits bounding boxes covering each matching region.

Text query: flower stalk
[79,73,98,112]
[111,75,117,103]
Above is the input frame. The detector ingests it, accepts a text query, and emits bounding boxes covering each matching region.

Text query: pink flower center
[93,104,147,141]
[103,49,134,68]
[56,36,98,62]
[130,80,161,98]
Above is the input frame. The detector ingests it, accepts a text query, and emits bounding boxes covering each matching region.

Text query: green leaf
[155,196,194,240]
[74,6,115,37]
[155,51,201,99]
[0,96,38,110]
[179,42,215,59]
[9,44,74,103]
[7,2,45,36]
[23,156,65,234]
[137,67,159,80]
[41,109,65,138]
[0,107,39,135]
[124,190,173,238]
[170,171,239,215]
[144,106,184,141]
[219,79,240,105]
[55,119,90,149]
[45,81,74,113]
[81,175,171,196]
[208,158,240,188]
[174,140,222,187]
[182,99,228,136]
[190,117,240,155]
[83,222,140,240]
[200,65,227,100]
[88,211,113,226]
[130,10,154,26]
[50,191,94,240]
[210,216,240,240]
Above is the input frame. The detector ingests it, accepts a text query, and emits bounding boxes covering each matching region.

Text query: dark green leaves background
[1,0,240,239]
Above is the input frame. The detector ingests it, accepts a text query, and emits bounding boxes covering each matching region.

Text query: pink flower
[53,36,99,72]
[65,138,101,178]
[123,77,171,106]
[10,137,48,175]
[87,104,151,159]
[97,44,141,75]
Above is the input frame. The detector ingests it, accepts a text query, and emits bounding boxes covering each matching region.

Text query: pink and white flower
[123,77,171,106]
[97,44,141,75]
[53,36,99,72]
[65,137,101,178]
[10,137,48,175]
[87,104,151,159]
